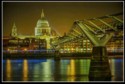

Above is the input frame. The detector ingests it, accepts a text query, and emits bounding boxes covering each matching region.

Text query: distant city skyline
[3,2,123,36]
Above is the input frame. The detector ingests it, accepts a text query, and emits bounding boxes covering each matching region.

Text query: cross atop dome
[41,9,45,18]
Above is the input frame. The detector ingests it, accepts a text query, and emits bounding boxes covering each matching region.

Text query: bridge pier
[89,46,111,81]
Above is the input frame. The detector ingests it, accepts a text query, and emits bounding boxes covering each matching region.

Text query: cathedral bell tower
[11,22,17,37]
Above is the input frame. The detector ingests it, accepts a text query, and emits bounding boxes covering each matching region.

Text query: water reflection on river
[3,58,123,81]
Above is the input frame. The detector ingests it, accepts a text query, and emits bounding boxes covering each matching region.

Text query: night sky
[3,2,123,36]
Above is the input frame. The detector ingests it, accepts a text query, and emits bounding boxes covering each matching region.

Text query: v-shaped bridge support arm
[76,21,113,46]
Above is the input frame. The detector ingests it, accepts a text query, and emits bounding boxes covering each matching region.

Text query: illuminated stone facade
[59,38,93,53]
[11,23,17,37]
[34,10,52,49]
[6,10,59,50]
[35,10,51,36]
[3,11,123,53]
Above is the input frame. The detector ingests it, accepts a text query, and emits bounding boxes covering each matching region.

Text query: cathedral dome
[36,10,50,28]
[36,17,49,28]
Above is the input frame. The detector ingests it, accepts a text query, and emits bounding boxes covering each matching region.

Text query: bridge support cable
[106,15,123,23]
[70,32,80,38]
[95,18,117,31]
[76,21,99,46]
[61,36,73,44]
[67,34,75,38]
[76,21,114,46]
[72,28,82,35]
[69,24,82,38]
[86,20,105,33]
[81,22,97,35]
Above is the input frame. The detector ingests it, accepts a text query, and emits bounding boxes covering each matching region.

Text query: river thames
[2,55,123,82]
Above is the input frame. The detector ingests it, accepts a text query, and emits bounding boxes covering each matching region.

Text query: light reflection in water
[73,59,90,81]
[109,59,123,81]
[109,59,116,81]
[33,59,53,81]
[41,59,53,81]
[3,58,123,81]
[23,59,28,81]
[67,59,75,81]
[33,62,40,80]
[81,59,90,75]
[6,59,11,81]
[60,60,69,76]
[109,59,115,77]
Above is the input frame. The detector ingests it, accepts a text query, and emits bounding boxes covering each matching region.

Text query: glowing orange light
[6,59,11,79]
[71,48,74,51]
[24,48,27,51]
[23,59,28,81]
[7,48,10,51]
[67,59,75,81]
[70,59,75,76]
